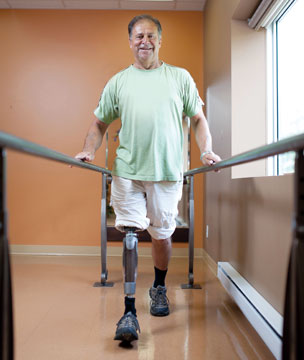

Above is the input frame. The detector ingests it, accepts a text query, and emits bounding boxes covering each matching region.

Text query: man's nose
[141,35,150,44]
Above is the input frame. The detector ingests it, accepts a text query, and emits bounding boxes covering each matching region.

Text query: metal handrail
[184,132,304,176]
[182,132,304,290]
[183,131,304,359]
[1,129,303,359]
[0,130,112,360]
[0,131,111,175]
[0,130,113,286]
[2,130,303,177]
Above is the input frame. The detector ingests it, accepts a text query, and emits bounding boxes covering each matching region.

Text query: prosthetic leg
[114,227,140,342]
[122,227,138,296]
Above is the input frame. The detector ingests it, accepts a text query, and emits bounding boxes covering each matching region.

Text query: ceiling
[0,0,207,11]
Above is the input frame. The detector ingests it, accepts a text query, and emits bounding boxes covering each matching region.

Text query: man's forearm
[191,111,212,154]
[190,110,221,167]
[83,119,108,154]
[194,121,212,154]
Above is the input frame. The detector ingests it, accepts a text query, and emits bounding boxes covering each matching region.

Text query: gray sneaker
[149,285,170,316]
[114,312,140,342]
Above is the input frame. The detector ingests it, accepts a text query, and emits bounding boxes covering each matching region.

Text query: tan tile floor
[11,254,274,360]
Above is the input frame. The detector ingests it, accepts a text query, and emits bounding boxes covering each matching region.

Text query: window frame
[267,0,297,176]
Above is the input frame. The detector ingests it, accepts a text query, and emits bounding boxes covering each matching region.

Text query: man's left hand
[200,151,221,168]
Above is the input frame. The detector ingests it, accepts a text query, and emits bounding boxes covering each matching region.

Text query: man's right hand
[74,151,95,162]
[70,151,95,168]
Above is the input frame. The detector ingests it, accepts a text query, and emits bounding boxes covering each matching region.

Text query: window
[270,0,304,175]
[231,0,303,178]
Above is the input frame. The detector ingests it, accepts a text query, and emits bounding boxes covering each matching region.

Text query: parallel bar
[0,147,14,360]
[0,131,110,175]
[3,129,304,356]
[185,132,304,177]
[2,130,304,177]
[94,173,113,288]
[282,150,304,359]
[181,176,201,289]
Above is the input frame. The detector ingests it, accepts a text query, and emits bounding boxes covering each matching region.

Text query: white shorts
[110,176,183,240]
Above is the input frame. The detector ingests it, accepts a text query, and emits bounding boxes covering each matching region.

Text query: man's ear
[129,38,132,49]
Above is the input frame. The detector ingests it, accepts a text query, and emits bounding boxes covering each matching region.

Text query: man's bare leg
[150,237,171,316]
[151,237,172,270]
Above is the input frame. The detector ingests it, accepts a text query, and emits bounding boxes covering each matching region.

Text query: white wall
[231,20,268,178]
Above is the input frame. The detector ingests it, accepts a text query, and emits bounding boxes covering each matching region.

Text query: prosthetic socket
[122,227,138,296]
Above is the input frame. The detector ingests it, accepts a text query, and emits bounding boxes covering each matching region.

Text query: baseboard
[10,244,203,258]
[10,245,102,256]
[218,262,283,360]
[201,248,218,276]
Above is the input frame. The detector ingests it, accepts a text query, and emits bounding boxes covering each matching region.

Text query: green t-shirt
[94,62,202,181]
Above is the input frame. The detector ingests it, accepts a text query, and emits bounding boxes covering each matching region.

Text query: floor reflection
[11,254,274,360]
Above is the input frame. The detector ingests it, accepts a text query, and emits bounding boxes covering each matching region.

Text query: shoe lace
[154,288,169,306]
[117,313,141,333]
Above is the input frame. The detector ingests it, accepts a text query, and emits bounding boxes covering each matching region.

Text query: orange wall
[0,9,204,248]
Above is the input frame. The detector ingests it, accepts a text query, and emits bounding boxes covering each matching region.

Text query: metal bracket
[93,270,114,287]
[93,282,114,288]
[181,284,202,289]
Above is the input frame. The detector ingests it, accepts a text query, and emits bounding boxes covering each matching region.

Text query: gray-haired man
[75,14,220,342]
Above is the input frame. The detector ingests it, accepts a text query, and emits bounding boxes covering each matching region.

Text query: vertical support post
[188,175,194,286]
[282,149,304,359]
[93,173,113,287]
[0,147,14,359]
[100,173,108,283]
[181,175,201,289]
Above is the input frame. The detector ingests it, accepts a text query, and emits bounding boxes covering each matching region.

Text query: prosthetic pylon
[122,227,138,296]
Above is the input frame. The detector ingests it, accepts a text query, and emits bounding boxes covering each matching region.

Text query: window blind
[248,0,294,29]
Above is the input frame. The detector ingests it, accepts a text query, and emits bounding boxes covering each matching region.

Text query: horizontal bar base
[93,281,114,288]
[181,283,202,289]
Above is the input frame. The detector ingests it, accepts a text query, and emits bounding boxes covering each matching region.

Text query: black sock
[124,296,136,316]
[153,266,168,288]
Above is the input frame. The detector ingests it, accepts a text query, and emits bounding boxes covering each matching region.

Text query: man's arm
[75,118,109,162]
[190,108,221,166]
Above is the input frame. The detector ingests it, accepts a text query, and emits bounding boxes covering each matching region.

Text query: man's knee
[151,237,172,246]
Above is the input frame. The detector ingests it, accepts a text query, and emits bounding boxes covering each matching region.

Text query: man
[75,14,221,342]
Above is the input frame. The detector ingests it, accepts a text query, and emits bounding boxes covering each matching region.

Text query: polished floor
[11,254,274,360]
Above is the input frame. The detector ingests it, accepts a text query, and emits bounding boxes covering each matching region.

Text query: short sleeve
[182,71,204,118]
[94,78,119,124]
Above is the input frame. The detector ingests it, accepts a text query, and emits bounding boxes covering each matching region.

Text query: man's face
[129,20,162,65]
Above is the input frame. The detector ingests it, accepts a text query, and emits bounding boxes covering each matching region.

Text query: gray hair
[128,15,162,39]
